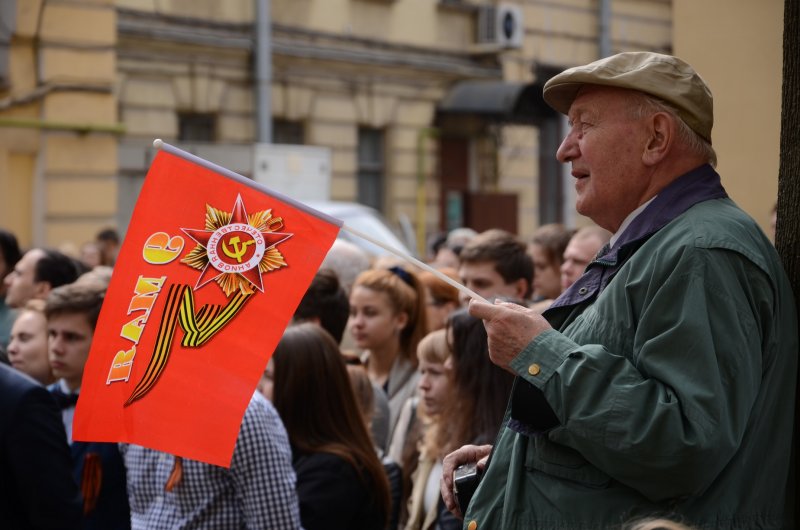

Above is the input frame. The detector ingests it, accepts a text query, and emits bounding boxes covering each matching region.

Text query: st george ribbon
[73,140,341,467]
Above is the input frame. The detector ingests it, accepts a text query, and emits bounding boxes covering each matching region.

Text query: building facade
[5,0,773,257]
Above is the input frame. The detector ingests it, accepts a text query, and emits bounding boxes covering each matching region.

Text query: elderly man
[441,52,797,529]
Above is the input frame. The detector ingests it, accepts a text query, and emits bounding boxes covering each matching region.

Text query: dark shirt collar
[606,164,726,256]
[550,164,727,310]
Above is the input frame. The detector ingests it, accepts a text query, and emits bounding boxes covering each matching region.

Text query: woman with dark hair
[0,229,22,350]
[345,361,403,530]
[269,323,390,530]
[442,308,516,448]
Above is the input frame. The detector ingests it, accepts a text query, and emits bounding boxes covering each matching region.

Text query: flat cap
[543,52,713,143]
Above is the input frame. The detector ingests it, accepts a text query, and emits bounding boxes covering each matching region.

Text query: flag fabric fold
[73,143,341,467]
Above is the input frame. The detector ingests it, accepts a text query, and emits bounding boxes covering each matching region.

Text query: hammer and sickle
[221,236,255,263]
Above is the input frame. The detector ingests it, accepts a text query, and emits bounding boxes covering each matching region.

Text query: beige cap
[543,52,713,144]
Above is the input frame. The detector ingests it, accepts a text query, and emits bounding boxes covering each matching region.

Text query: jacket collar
[549,164,728,311]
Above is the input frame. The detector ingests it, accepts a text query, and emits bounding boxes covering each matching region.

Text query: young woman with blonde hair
[348,266,428,449]
[403,328,455,530]
[406,308,516,529]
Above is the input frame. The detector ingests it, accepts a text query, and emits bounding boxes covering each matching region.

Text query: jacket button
[467,521,478,530]
[578,287,588,295]
[528,363,541,376]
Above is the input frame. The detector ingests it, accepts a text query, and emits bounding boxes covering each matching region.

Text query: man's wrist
[509,329,577,389]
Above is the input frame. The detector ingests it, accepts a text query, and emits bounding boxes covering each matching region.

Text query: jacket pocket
[524,434,611,488]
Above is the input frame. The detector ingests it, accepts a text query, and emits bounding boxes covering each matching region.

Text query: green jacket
[465,167,797,529]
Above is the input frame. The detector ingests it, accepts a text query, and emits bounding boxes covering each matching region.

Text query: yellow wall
[0,0,120,249]
[115,0,253,22]
[673,0,783,232]
[272,0,468,49]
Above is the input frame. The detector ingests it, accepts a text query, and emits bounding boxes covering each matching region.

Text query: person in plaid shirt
[121,392,301,529]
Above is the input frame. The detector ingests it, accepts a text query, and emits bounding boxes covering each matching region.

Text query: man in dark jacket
[46,282,131,530]
[0,363,82,529]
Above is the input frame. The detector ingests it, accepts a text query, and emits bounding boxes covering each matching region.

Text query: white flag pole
[340,224,490,304]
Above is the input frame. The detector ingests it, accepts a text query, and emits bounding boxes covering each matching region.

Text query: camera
[453,462,483,513]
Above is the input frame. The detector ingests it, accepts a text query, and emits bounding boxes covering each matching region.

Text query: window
[538,117,565,224]
[357,127,385,212]
[178,113,216,142]
[272,119,305,145]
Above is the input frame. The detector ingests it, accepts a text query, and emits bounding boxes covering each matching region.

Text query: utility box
[252,144,331,202]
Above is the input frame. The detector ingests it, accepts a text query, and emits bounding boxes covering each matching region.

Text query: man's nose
[50,336,64,354]
[556,132,578,163]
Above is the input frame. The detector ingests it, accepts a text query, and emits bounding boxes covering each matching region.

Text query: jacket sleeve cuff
[509,329,578,389]
[506,329,579,433]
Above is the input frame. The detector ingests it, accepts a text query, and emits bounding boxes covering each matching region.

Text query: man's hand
[468,299,552,371]
[440,444,493,519]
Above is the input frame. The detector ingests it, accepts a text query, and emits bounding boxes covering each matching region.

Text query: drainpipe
[599,0,612,58]
[416,127,439,257]
[255,0,272,143]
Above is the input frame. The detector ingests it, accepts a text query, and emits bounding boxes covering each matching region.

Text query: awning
[436,81,556,124]
[436,80,557,125]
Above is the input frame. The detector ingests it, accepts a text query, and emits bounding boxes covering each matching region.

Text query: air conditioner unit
[477,3,524,49]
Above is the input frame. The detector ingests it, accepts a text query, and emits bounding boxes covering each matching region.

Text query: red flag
[73,143,341,467]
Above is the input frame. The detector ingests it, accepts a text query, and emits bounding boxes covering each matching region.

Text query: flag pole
[152,139,489,304]
[340,224,490,304]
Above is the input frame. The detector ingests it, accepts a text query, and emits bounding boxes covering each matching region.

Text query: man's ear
[33,281,51,300]
[642,112,673,166]
[513,278,530,300]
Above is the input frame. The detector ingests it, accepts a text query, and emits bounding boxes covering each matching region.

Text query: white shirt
[56,379,79,444]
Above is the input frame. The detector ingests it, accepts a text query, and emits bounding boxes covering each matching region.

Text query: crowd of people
[0,50,795,530]
[0,217,614,530]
